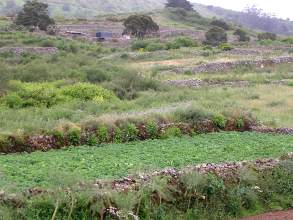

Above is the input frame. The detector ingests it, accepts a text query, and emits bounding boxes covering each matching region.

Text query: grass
[0,132,292,191]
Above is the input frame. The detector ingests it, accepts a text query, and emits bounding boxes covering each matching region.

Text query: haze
[192,0,292,20]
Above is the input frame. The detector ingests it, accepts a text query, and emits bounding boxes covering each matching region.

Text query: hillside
[193,3,293,35]
[0,0,166,17]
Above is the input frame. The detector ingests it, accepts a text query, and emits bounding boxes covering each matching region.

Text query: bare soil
[239,209,293,220]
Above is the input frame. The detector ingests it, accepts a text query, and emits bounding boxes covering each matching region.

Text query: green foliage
[145,121,159,139]
[161,126,182,139]
[123,123,139,141]
[1,81,118,108]
[123,15,159,39]
[113,127,123,143]
[165,0,194,11]
[167,36,198,49]
[109,72,161,100]
[210,19,230,30]
[205,27,227,46]
[97,126,109,143]
[15,0,55,31]
[234,29,250,42]
[145,42,166,51]
[281,37,293,44]
[257,32,277,41]
[61,83,117,103]
[0,132,292,190]
[218,43,233,51]
[212,114,227,129]
[86,134,98,146]
[67,128,81,146]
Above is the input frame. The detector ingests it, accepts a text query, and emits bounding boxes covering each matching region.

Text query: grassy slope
[1,0,166,17]
[0,132,292,190]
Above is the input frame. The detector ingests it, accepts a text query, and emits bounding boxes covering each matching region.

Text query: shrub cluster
[210,19,230,30]
[0,113,255,154]
[131,36,198,52]
[257,32,277,41]
[234,29,250,42]
[204,27,228,46]
[1,81,118,108]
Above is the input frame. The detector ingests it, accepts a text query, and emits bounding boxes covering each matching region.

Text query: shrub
[97,126,109,143]
[145,42,166,51]
[113,127,123,143]
[235,118,245,129]
[210,19,230,30]
[2,81,118,108]
[281,37,293,45]
[85,68,111,83]
[233,29,250,42]
[3,93,24,108]
[257,32,277,41]
[218,43,233,51]
[205,27,227,46]
[161,126,182,139]
[109,72,161,100]
[61,83,118,103]
[67,128,81,146]
[212,114,227,129]
[131,40,149,50]
[167,36,198,49]
[86,134,98,146]
[2,81,65,108]
[123,123,139,142]
[145,121,159,139]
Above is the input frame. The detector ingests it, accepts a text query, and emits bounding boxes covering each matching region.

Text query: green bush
[281,37,293,44]
[205,27,227,46]
[212,114,227,129]
[97,126,109,143]
[61,83,118,103]
[86,134,98,146]
[145,121,159,139]
[218,43,233,51]
[210,19,230,30]
[233,29,250,42]
[1,81,118,108]
[161,126,182,139]
[113,127,123,143]
[167,37,198,49]
[131,40,150,50]
[67,128,81,146]
[257,32,277,41]
[145,42,166,51]
[123,123,139,142]
[109,72,161,100]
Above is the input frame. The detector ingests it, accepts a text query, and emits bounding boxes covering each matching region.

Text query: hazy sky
[191,0,292,20]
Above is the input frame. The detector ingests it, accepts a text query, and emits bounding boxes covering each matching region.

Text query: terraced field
[0,6,293,219]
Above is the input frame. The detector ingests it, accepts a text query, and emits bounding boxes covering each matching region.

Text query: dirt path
[240,209,293,220]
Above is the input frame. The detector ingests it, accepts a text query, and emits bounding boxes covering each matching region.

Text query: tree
[234,29,250,42]
[166,0,194,11]
[210,19,230,30]
[15,0,55,31]
[204,27,227,46]
[257,32,277,41]
[123,15,159,39]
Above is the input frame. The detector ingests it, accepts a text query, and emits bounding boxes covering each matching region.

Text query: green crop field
[1,132,292,191]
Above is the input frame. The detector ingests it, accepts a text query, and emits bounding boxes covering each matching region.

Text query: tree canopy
[205,27,227,46]
[166,0,194,11]
[123,15,159,39]
[15,0,55,31]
